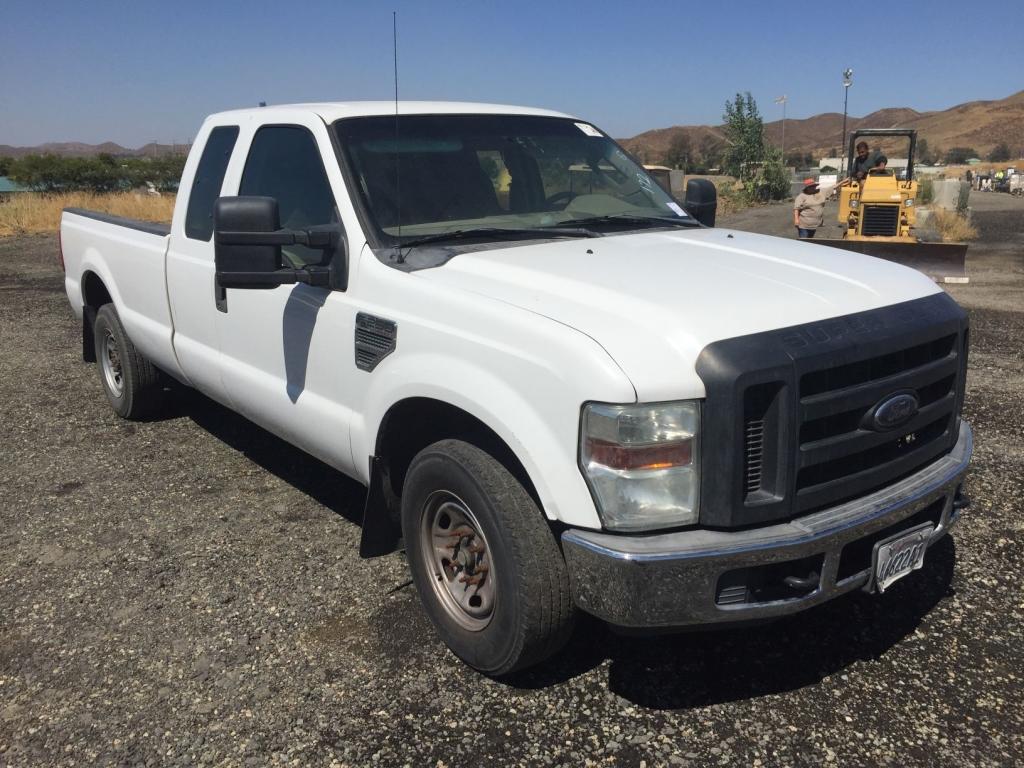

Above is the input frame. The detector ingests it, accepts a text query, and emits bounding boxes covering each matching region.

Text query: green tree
[751,146,790,201]
[7,152,187,193]
[697,135,723,171]
[8,154,66,191]
[784,151,814,169]
[916,137,933,165]
[722,92,765,178]
[988,143,1011,162]
[665,133,691,170]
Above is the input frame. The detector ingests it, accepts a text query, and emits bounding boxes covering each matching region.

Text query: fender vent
[744,418,765,493]
[355,313,397,372]
[742,381,785,502]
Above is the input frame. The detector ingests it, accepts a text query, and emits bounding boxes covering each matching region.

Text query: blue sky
[1,0,1021,147]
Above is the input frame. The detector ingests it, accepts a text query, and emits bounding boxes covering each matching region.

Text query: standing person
[793,178,828,238]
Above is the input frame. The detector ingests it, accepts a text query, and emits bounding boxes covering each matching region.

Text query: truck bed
[61,207,183,380]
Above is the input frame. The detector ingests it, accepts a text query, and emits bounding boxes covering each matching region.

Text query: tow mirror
[213,196,343,290]
[684,179,717,228]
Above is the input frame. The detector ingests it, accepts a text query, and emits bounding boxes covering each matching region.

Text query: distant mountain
[5,90,1022,163]
[0,141,189,158]
[621,90,1024,164]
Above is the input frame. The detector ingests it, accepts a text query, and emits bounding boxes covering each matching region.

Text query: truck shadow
[166,386,366,527]
[509,535,957,709]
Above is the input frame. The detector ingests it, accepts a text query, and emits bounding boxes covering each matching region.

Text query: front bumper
[561,422,972,627]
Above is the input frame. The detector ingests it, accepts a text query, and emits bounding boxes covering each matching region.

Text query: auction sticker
[575,122,603,137]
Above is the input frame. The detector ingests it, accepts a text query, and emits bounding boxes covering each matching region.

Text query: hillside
[621,90,1024,164]
[5,90,1022,163]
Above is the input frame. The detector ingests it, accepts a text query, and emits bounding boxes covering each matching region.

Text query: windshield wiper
[552,214,702,229]
[399,226,598,250]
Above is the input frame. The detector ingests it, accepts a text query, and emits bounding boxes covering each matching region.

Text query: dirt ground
[1,191,1022,767]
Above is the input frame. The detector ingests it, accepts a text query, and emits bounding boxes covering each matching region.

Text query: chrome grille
[794,333,960,513]
[694,292,968,528]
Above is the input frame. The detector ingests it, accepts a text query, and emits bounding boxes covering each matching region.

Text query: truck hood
[415,228,942,401]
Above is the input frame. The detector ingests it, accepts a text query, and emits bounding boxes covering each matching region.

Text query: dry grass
[0,192,176,236]
[931,208,979,242]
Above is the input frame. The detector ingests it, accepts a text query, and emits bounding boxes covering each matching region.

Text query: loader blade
[805,240,969,283]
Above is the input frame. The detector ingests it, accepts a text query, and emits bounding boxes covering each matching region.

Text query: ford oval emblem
[870,393,919,431]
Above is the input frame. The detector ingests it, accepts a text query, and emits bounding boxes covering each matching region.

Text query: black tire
[401,439,575,675]
[93,304,163,419]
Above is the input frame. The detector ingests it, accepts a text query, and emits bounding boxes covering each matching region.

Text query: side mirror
[214,196,281,288]
[684,179,717,228]
[213,196,342,289]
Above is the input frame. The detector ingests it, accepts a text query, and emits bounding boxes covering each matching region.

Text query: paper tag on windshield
[575,122,603,137]
[667,202,687,217]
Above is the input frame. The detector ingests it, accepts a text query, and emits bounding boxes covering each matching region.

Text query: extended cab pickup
[61,102,972,674]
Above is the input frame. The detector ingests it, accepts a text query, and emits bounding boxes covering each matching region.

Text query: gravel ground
[1,191,1022,767]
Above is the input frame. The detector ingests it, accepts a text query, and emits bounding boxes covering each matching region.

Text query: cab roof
[208,101,575,123]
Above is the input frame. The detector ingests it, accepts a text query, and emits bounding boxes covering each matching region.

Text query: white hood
[416,228,942,401]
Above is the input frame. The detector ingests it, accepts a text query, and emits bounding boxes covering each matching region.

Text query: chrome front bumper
[561,422,972,627]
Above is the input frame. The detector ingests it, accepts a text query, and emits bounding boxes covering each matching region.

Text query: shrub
[931,209,978,243]
[918,178,934,205]
[6,153,185,193]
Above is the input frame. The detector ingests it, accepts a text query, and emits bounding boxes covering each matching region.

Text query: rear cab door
[166,120,241,403]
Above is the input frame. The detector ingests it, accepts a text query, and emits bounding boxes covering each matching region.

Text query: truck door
[214,116,358,475]
[166,123,240,405]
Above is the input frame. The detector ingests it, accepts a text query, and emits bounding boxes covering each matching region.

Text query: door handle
[215,277,227,313]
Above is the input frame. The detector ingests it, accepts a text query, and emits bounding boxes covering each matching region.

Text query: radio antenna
[392,11,403,262]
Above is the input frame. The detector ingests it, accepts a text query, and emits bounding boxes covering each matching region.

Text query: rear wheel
[401,439,575,675]
[93,304,163,419]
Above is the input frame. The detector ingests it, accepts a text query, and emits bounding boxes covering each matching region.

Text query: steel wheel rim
[100,329,124,397]
[419,490,495,631]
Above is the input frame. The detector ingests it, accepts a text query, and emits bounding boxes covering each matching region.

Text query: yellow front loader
[811,129,968,283]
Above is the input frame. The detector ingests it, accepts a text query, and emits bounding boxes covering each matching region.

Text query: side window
[239,126,338,267]
[185,126,239,241]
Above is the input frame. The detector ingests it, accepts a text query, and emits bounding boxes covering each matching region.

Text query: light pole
[774,95,788,163]
[840,69,853,177]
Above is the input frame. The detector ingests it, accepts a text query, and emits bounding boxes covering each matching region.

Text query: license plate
[872,523,933,593]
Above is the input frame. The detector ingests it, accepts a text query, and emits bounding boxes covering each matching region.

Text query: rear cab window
[185,126,240,241]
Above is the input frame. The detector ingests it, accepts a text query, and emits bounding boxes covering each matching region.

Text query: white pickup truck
[61,102,972,675]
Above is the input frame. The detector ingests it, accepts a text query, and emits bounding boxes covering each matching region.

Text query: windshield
[333,114,691,246]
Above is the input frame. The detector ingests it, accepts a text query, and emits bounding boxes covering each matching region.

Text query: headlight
[849,198,859,208]
[580,401,700,531]
[904,198,914,207]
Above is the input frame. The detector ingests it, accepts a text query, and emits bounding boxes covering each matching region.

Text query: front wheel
[401,439,575,675]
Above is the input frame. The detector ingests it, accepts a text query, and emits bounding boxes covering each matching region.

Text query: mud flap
[359,456,403,558]
[804,240,969,283]
[82,304,98,362]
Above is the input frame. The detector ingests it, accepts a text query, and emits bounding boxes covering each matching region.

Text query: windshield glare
[334,114,690,244]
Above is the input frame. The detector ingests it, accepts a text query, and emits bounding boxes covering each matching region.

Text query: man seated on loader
[851,141,888,181]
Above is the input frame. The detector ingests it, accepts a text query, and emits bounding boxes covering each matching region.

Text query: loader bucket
[805,239,969,283]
